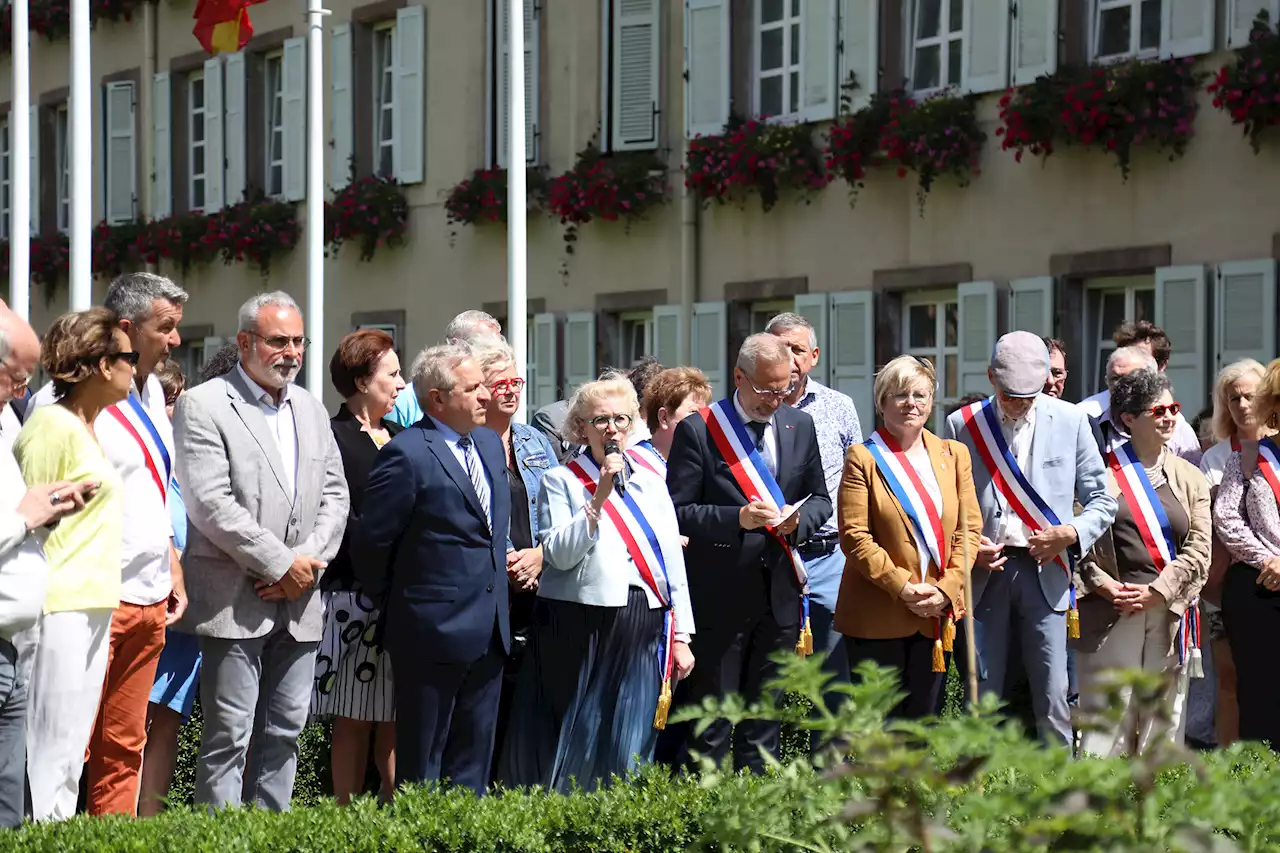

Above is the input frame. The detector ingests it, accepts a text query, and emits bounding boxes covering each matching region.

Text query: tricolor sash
[566,452,678,728]
[1256,437,1280,508]
[106,393,172,503]
[699,399,813,656]
[626,440,667,480]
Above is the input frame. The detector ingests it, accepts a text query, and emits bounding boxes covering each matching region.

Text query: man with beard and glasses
[174,291,349,811]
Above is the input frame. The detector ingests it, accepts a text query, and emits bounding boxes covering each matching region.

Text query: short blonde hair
[1210,359,1267,442]
[874,355,936,415]
[1258,359,1280,431]
[565,376,640,445]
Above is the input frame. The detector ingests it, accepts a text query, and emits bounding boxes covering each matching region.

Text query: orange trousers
[85,599,168,816]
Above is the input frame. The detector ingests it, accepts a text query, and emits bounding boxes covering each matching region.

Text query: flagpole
[10,0,30,320]
[69,0,91,310]
[304,0,327,393]
[507,0,527,423]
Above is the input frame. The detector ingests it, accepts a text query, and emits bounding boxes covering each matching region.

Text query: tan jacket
[835,430,983,640]
[1073,450,1211,651]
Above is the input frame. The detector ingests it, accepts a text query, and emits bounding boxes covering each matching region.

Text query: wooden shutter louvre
[801,0,838,122]
[1012,0,1058,85]
[330,23,354,188]
[612,0,661,150]
[691,301,728,398]
[1160,0,1214,58]
[684,0,730,138]
[282,37,307,202]
[105,81,138,224]
[1008,277,1055,338]
[838,0,878,111]
[793,292,831,387]
[828,291,875,432]
[152,72,172,218]
[202,58,225,213]
[1154,265,1208,415]
[1215,260,1277,372]
[963,0,1012,94]
[957,280,997,395]
[224,52,247,206]
[563,312,598,395]
[532,313,559,408]
[652,304,683,369]
[393,5,426,184]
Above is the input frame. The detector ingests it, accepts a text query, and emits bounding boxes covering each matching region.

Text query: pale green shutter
[1215,260,1277,372]
[957,280,997,395]
[531,313,559,407]
[1009,276,1054,338]
[393,5,426,184]
[1161,0,1214,58]
[838,0,878,110]
[1012,0,1057,85]
[801,0,838,122]
[152,72,171,218]
[612,0,661,150]
[793,292,830,386]
[692,301,728,397]
[563,312,598,395]
[330,23,354,188]
[652,304,683,368]
[1155,265,1208,412]
[963,0,1011,94]
[684,0,730,137]
[202,59,224,212]
[829,291,875,430]
[282,38,307,202]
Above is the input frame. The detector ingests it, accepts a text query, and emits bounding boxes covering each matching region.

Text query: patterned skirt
[311,590,395,723]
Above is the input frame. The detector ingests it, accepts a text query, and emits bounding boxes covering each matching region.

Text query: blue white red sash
[106,392,172,503]
[700,398,813,655]
[626,439,667,480]
[1256,437,1280,508]
[865,431,946,571]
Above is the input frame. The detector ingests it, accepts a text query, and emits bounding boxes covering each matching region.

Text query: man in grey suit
[945,332,1116,746]
[174,291,349,810]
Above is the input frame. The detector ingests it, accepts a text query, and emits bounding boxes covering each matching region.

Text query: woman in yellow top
[14,307,132,821]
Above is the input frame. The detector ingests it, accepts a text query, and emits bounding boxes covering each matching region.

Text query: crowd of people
[0,273,1277,825]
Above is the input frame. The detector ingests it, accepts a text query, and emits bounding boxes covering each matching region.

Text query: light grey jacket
[174,369,349,641]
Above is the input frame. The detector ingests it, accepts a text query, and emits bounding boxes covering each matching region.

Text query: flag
[193,0,265,56]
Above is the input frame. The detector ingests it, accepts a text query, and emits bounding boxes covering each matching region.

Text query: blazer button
[486,582,495,592]
[289,517,298,527]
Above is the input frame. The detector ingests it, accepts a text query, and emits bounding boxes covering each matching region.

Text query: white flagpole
[507,0,527,422]
[304,0,327,392]
[10,0,30,320]
[69,0,91,310]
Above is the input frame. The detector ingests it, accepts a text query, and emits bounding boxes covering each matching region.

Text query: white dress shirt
[996,397,1036,548]
[1078,388,1202,464]
[237,365,298,500]
[905,449,944,577]
[427,416,495,494]
[733,391,777,479]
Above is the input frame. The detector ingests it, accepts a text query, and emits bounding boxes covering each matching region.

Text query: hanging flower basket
[30,0,145,41]
[135,210,220,275]
[545,145,669,253]
[444,166,547,229]
[31,231,70,291]
[997,58,1204,179]
[1208,10,1280,152]
[91,218,147,280]
[881,90,985,210]
[824,91,902,202]
[324,175,410,262]
[211,193,300,278]
[686,116,829,212]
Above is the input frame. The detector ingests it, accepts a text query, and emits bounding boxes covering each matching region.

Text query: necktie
[747,420,776,477]
[457,435,491,530]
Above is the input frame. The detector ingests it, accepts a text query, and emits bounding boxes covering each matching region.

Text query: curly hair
[1109,368,1171,425]
[41,307,124,399]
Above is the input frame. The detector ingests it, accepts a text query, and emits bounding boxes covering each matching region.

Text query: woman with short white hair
[498,376,694,792]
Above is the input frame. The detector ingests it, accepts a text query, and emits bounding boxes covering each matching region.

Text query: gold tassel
[653,678,672,730]
[932,638,945,673]
[795,617,814,657]
[941,617,956,652]
[1067,606,1080,640]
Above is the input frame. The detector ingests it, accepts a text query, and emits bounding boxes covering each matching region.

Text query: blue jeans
[0,638,26,828]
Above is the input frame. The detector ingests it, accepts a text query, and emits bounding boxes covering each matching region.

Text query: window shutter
[282,37,307,202]
[1160,0,1214,58]
[957,280,997,395]
[28,105,38,236]
[801,0,838,122]
[497,0,539,165]
[1012,0,1057,85]
[794,292,830,386]
[1228,1,1279,48]
[531,312,559,408]
[1215,260,1277,372]
[200,336,226,368]
[1008,276,1054,338]
[330,23,354,188]
[963,0,1011,94]
[652,304,683,368]
[1154,265,1208,415]
[223,53,247,206]
[105,81,137,224]
[691,301,728,398]
[201,58,225,213]
[612,0,661,150]
[152,73,172,218]
[838,0,878,111]
[394,5,427,184]
[829,291,875,431]
[684,0,730,137]
[563,312,598,395]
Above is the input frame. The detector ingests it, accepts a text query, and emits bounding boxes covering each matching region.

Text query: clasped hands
[256,554,325,602]
[739,500,800,536]
[974,525,1078,570]
[900,582,949,619]
[1099,578,1164,615]
[507,546,544,592]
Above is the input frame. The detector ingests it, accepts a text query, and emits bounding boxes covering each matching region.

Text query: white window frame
[55,103,70,233]
[902,288,960,433]
[908,0,967,94]
[0,116,10,241]
[1082,275,1157,396]
[188,71,207,211]
[754,0,804,121]
[1091,0,1160,63]
[263,50,286,198]
[617,310,655,366]
[748,298,795,334]
[372,21,397,179]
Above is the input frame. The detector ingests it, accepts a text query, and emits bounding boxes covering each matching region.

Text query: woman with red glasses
[1073,369,1210,757]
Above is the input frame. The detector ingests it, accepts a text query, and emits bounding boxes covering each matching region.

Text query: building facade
[2,0,1279,425]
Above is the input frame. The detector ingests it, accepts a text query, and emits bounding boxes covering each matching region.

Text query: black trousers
[846,633,945,720]
[1222,562,1280,750]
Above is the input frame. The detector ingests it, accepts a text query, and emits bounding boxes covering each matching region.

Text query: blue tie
[457,434,491,530]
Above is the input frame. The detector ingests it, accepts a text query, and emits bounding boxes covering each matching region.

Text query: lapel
[225,370,292,502]
[1027,396,1054,491]
[773,407,797,491]
[422,420,489,527]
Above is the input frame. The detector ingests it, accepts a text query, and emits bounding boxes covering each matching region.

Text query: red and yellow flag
[193,0,266,55]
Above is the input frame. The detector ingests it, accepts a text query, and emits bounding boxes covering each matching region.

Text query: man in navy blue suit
[356,342,512,793]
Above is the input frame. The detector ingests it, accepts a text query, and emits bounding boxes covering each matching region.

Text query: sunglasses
[1147,402,1181,418]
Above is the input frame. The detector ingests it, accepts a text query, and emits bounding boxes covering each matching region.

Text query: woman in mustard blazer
[836,355,982,718]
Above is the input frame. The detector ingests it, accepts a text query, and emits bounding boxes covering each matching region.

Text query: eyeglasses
[0,360,29,394]
[1148,402,1182,418]
[747,380,795,402]
[252,333,310,352]
[891,391,932,407]
[489,377,526,395]
[588,414,633,431]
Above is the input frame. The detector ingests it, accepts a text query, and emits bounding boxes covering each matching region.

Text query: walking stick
[961,507,979,714]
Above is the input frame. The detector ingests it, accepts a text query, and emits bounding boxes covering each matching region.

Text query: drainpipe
[678,132,697,364]
[142,0,158,272]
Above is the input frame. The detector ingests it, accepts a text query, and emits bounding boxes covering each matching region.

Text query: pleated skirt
[496,588,663,793]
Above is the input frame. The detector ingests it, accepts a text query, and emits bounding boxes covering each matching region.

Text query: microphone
[603,439,628,494]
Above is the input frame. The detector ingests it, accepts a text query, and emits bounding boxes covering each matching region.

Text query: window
[603,0,661,151]
[902,291,959,432]
[755,0,803,119]
[188,72,207,210]
[748,299,795,335]
[55,103,70,233]
[492,0,539,166]
[0,117,9,240]
[1093,0,1161,61]
[618,311,654,366]
[1083,276,1156,395]
[372,22,396,178]
[910,0,965,92]
[264,51,285,197]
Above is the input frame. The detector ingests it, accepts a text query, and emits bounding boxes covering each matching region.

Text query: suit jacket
[666,399,831,631]
[944,393,1117,612]
[835,431,983,640]
[354,418,512,664]
[173,370,350,642]
[323,406,403,592]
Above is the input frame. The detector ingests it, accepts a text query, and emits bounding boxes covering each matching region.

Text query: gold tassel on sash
[931,638,945,673]
[653,678,672,730]
[795,616,814,657]
[1066,605,1080,640]
[941,616,956,652]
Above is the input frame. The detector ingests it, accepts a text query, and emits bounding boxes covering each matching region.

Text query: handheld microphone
[603,439,627,494]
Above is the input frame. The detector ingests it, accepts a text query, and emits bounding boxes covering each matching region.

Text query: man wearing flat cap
[945,331,1116,746]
